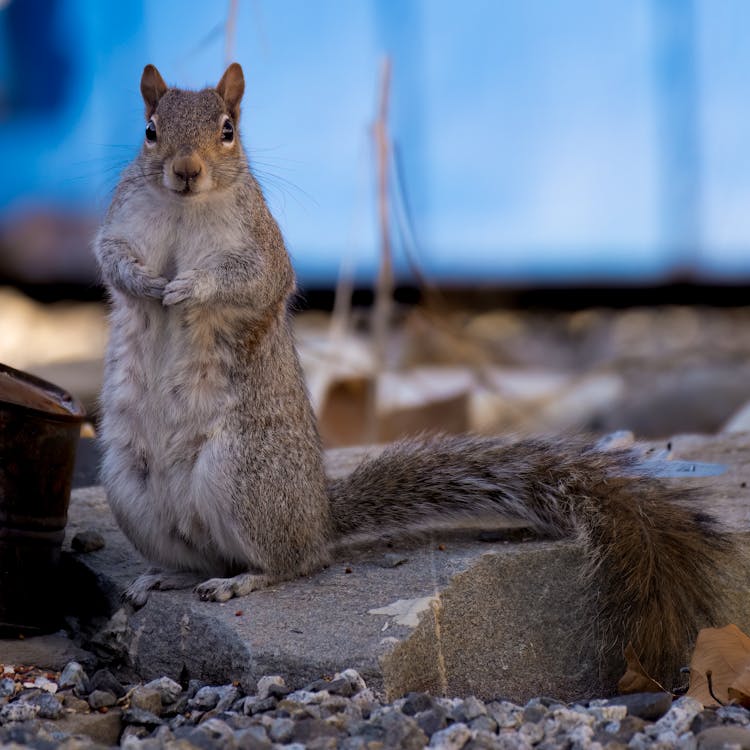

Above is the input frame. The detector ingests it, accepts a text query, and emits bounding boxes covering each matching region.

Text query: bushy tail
[327,434,732,685]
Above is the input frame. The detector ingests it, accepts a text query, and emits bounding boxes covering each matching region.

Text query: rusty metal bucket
[0,362,86,636]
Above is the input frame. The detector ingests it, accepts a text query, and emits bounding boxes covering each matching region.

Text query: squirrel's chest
[106,301,238,434]
[123,194,241,276]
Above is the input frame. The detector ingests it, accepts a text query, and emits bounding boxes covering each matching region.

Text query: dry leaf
[728,682,750,708]
[687,624,750,707]
[618,642,666,694]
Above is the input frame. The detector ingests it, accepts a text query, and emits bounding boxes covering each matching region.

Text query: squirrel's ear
[216,63,245,121]
[141,65,168,119]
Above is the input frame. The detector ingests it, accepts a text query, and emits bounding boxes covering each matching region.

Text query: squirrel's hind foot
[195,573,271,602]
[125,569,203,608]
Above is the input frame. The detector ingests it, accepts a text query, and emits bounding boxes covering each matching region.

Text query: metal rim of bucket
[0,362,86,424]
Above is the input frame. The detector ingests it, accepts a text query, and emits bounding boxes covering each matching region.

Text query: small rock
[606,691,673,721]
[600,714,647,744]
[368,710,427,749]
[587,704,628,722]
[121,724,149,742]
[89,608,132,661]
[469,714,497,734]
[518,720,545,745]
[71,529,106,552]
[61,692,91,713]
[215,686,240,713]
[403,692,435,716]
[190,685,221,711]
[337,669,368,695]
[269,716,295,742]
[551,706,595,732]
[31,676,58,695]
[319,694,353,718]
[87,689,116,710]
[0,701,40,723]
[568,723,594,747]
[161,694,188,718]
[130,686,162,716]
[464,730,503,750]
[648,696,703,737]
[291,717,345,744]
[143,677,182,704]
[717,705,750,725]
[59,661,90,694]
[415,707,448,736]
[193,717,237,747]
[256,675,285,700]
[0,722,45,747]
[380,553,408,568]
[486,700,522,729]
[691,709,723,735]
[285,689,329,705]
[248,696,277,715]
[187,679,204,699]
[89,669,125,699]
[0,679,15,698]
[429,722,471,749]
[234,725,273,749]
[522,702,548,723]
[306,677,352,697]
[22,691,63,720]
[697,725,750,749]
[462,695,487,721]
[122,706,163,728]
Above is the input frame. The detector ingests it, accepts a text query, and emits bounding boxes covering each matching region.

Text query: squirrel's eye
[221,119,234,143]
[145,119,157,143]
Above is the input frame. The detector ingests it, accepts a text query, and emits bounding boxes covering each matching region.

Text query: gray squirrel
[95,63,731,686]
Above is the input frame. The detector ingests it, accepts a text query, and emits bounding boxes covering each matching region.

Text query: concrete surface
[51,435,750,702]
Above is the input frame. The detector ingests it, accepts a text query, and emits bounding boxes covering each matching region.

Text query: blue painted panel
[0,0,748,284]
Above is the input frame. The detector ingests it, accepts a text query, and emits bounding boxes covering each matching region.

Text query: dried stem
[225,0,239,66]
[367,56,393,440]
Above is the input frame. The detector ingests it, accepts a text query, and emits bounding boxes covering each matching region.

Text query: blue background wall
[1,0,749,286]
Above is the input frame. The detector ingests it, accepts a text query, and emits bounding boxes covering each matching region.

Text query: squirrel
[95,63,732,687]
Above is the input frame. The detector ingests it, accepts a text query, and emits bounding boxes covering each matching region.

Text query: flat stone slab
[56,434,750,702]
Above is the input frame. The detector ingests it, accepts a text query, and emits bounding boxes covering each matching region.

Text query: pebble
[87,689,117,709]
[696,725,750,749]
[58,661,90,694]
[430,722,472,748]
[71,529,106,552]
[20,691,64,719]
[130,686,162,715]
[89,668,126,699]
[0,700,40,723]
[143,676,182,704]
[606,691,674,721]
[256,674,286,700]
[0,679,15,698]
[5,662,750,749]
[189,685,222,710]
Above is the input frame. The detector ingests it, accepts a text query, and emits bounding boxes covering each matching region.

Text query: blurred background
[3,0,750,451]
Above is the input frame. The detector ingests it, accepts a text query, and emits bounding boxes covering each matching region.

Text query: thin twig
[367,56,393,441]
[225,0,239,66]
[706,670,726,706]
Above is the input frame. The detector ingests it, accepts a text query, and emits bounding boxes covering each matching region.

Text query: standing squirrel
[95,63,731,686]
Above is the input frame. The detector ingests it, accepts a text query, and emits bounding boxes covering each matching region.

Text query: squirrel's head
[138,63,246,198]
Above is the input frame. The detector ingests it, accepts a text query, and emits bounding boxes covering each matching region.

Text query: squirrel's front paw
[140,272,168,300]
[195,573,270,601]
[163,273,198,306]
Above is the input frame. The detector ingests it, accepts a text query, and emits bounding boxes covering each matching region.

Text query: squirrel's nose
[172,154,202,182]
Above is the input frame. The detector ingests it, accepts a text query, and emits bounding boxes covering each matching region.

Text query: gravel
[1,662,750,748]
